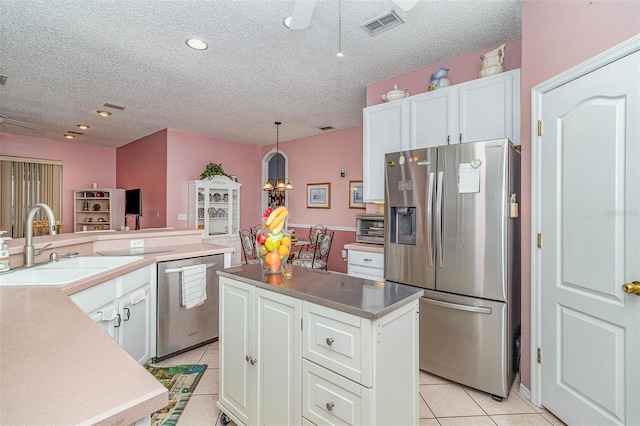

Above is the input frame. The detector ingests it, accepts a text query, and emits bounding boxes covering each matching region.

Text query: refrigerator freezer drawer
[419,290,514,398]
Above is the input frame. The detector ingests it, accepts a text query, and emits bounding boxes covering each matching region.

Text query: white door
[539,50,640,425]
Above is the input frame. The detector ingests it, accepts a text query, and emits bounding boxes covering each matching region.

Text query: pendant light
[263,122,293,191]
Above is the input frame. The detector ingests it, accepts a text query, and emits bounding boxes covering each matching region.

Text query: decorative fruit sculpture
[255,206,291,274]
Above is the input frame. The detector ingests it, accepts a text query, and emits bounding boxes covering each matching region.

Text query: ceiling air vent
[361,10,404,36]
[318,126,335,131]
[103,102,126,110]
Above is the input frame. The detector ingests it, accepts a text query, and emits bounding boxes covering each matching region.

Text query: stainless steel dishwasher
[156,254,224,360]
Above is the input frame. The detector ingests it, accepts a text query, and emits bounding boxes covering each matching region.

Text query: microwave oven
[356,214,385,245]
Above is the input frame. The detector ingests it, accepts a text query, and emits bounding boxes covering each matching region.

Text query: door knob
[622,281,640,295]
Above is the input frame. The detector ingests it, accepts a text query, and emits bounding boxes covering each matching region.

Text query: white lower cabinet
[218,277,301,425]
[218,275,419,425]
[347,250,384,281]
[70,265,156,364]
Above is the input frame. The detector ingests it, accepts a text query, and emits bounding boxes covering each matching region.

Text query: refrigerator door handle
[423,298,492,314]
[435,171,445,268]
[427,172,435,267]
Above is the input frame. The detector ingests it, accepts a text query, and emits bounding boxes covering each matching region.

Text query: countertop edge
[343,242,384,254]
[218,267,423,320]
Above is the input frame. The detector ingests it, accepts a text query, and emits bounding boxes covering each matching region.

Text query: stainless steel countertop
[218,264,423,320]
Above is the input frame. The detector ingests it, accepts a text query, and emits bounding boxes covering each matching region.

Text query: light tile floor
[154,341,566,426]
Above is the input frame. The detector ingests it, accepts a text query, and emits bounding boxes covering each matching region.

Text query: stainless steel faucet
[24,203,57,267]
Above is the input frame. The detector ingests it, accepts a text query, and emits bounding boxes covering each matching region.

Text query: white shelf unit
[189,177,242,266]
[73,188,125,232]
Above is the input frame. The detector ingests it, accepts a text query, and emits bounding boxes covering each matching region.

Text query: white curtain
[0,157,62,238]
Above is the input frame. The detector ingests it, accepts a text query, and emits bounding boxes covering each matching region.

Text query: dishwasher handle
[164,262,220,274]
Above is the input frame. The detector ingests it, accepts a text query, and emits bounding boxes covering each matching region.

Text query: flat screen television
[125,188,142,216]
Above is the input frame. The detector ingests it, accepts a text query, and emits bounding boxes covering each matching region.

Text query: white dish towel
[180,264,207,309]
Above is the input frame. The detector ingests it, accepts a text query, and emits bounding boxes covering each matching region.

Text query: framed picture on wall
[349,180,365,209]
[307,183,331,209]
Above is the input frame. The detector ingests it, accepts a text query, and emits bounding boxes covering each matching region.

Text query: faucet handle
[34,243,53,256]
[49,252,59,262]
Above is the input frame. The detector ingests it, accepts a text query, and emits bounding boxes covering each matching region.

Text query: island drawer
[302,360,371,426]
[302,302,373,387]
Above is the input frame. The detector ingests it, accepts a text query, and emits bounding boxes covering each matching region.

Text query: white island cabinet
[217,265,422,426]
[218,277,302,425]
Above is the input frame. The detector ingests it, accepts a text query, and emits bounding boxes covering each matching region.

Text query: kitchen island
[217,264,423,425]
[0,229,234,426]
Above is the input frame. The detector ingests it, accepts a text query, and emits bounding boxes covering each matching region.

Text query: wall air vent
[318,126,335,131]
[361,10,404,36]
[103,102,126,110]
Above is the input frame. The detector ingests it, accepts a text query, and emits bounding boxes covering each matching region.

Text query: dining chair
[239,228,260,264]
[297,224,327,259]
[291,229,333,270]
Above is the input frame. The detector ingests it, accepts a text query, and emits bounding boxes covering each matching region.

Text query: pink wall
[0,133,116,233]
[366,40,522,107]
[519,0,640,389]
[165,129,262,230]
[116,129,263,231]
[261,126,364,229]
[116,129,168,229]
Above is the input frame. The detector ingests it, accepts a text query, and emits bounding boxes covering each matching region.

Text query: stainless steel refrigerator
[384,139,520,399]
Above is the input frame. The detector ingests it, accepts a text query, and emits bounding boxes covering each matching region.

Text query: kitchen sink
[42,256,143,269]
[0,256,144,286]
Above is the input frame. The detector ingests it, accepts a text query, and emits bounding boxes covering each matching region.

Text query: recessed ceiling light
[283,16,292,28]
[64,134,75,139]
[97,110,111,117]
[77,124,90,130]
[186,38,208,50]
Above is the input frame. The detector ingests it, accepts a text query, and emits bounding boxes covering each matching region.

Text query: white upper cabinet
[362,100,409,202]
[410,86,457,149]
[363,69,521,202]
[458,69,520,144]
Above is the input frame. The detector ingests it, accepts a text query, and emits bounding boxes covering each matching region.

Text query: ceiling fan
[287,0,421,30]
[0,114,38,131]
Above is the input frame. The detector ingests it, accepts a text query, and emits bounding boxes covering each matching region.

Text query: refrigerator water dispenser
[390,207,416,245]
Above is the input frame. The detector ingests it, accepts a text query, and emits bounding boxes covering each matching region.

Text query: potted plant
[200,163,237,181]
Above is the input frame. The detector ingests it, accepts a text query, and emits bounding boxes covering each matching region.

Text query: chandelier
[263,121,294,191]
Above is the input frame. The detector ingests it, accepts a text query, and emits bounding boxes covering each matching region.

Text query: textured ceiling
[0,0,522,148]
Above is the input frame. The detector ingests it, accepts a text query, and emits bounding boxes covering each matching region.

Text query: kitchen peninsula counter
[0,229,234,426]
[218,263,422,319]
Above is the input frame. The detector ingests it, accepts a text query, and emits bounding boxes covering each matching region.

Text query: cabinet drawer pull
[326,402,334,411]
[326,337,334,346]
[245,355,251,362]
[250,358,257,365]
[363,258,372,262]
[114,313,122,328]
[123,307,130,321]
